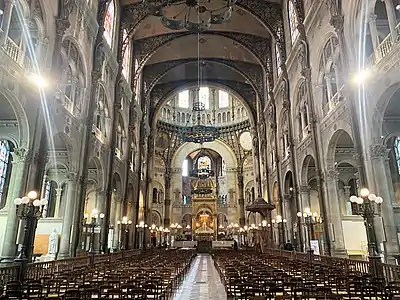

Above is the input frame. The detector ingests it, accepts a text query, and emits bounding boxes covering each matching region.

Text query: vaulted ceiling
[119,0,290,164]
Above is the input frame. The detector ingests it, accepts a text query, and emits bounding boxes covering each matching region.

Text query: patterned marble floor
[173,254,227,300]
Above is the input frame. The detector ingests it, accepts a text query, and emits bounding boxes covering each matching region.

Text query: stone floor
[173,254,227,300]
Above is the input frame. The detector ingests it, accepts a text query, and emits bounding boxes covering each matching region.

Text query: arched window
[182,159,188,177]
[103,0,115,47]
[395,137,400,174]
[121,29,130,79]
[288,1,299,44]
[179,90,189,108]
[199,87,209,109]
[44,180,57,218]
[219,90,229,108]
[0,140,11,208]
[275,43,282,75]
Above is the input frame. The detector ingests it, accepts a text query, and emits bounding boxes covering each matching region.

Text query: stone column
[343,185,351,215]
[324,75,333,109]
[237,171,245,226]
[58,172,78,259]
[251,128,262,198]
[368,14,380,58]
[112,195,122,250]
[383,0,398,43]
[299,185,311,210]
[1,148,30,262]
[53,187,63,218]
[324,167,347,256]
[370,144,399,262]
[163,173,171,227]
[0,0,14,46]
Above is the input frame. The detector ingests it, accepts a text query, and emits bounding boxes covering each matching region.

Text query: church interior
[1,0,400,298]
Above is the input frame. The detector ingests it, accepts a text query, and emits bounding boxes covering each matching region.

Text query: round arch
[300,154,316,186]
[125,2,281,44]
[171,140,238,170]
[325,127,354,163]
[152,81,256,130]
[0,90,30,149]
[134,31,270,76]
[145,58,262,101]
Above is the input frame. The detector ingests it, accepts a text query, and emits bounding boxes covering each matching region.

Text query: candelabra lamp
[135,221,148,249]
[272,215,286,246]
[117,216,132,250]
[83,209,105,254]
[14,191,47,262]
[349,188,383,277]
[14,191,47,282]
[297,208,323,257]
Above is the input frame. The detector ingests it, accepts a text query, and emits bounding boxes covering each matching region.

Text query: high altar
[191,173,217,242]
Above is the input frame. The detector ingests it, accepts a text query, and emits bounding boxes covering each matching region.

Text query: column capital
[370,144,390,159]
[12,148,31,163]
[299,185,310,193]
[66,172,78,182]
[325,166,339,181]
[368,13,377,22]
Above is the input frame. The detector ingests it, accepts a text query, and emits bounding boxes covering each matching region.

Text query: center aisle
[173,254,227,300]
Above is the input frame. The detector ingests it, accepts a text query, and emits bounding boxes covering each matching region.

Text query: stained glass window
[288,1,299,44]
[122,29,130,79]
[179,90,189,108]
[199,87,209,109]
[275,43,282,76]
[219,90,229,108]
[0,140,11,207]
[395,137,400,174]
[103,0,115,47]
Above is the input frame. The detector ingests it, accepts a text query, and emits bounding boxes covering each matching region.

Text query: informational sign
[310,240,320,255]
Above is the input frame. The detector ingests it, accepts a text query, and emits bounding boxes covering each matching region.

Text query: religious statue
[48,229,59,255]
[245,189,252,204]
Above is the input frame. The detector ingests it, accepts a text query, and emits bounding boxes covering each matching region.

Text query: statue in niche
[158,190,164,204]
[48,229,59,255]
[245,189,252,204]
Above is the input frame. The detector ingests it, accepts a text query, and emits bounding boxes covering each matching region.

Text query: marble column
[0,0,13,46]
[1,148,30,262]
[383,0,398,43]
[370,144,399,262]
[324,167,347,256]
[58,172,78,259]
[368,14,380,58]
[237,171,245,226]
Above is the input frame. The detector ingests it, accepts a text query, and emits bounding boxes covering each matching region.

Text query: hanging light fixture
[181,33,219,144]
[144,0,237,32]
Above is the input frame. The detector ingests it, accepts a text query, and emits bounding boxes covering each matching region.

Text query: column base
[57,252,71,260]
[332,248,348,258]
[0,256,16,264]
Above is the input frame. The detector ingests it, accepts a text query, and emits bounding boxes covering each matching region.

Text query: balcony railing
[5,37,20,62]
[370,22,400,65]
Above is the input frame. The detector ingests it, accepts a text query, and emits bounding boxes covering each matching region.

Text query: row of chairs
[212,250,400,299]
[1,249,196,299]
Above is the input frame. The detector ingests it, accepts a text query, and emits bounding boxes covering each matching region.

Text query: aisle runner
[173,254,227,300]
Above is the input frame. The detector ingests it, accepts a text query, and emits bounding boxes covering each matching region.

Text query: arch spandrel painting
[155,132,170,152]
